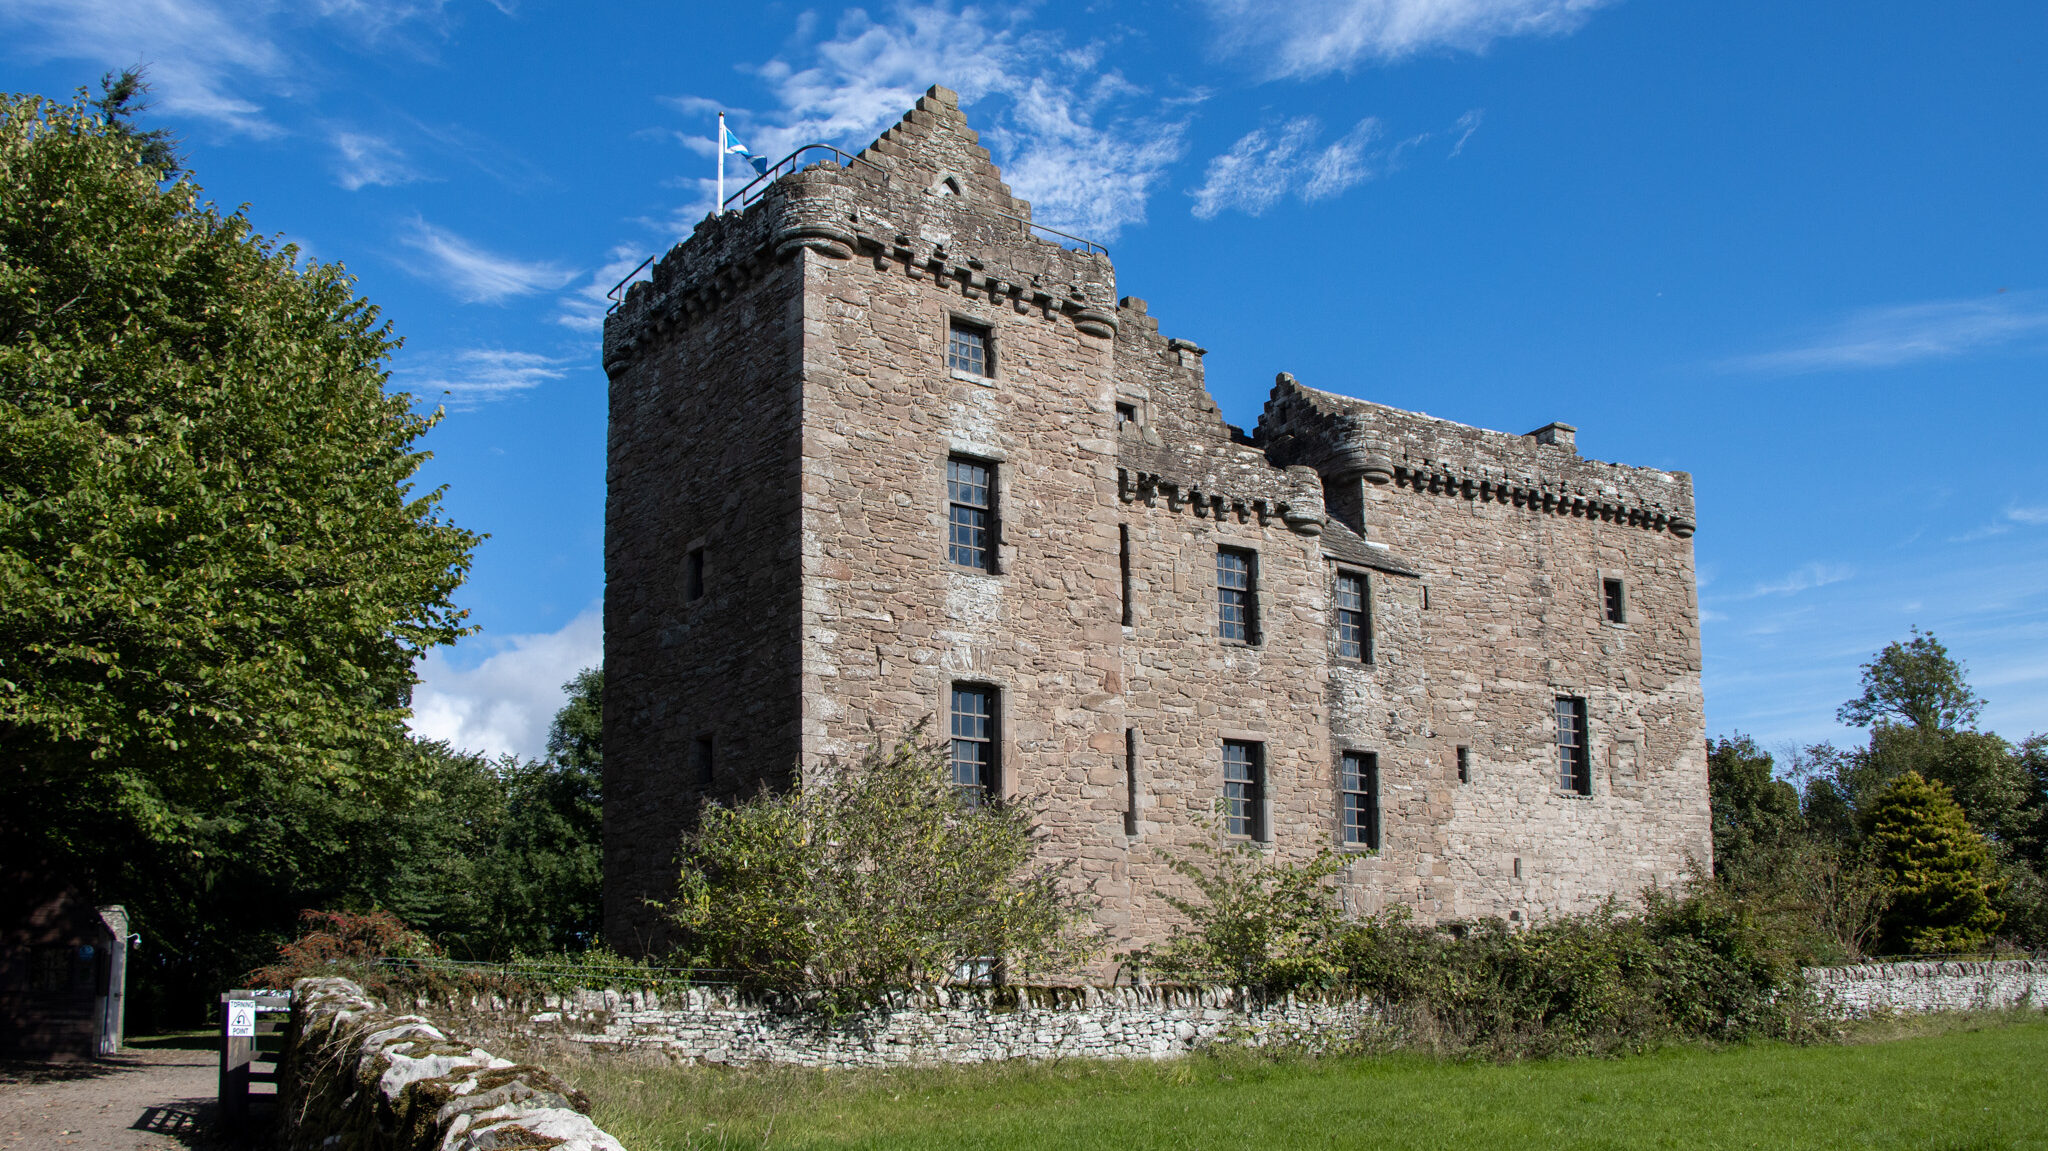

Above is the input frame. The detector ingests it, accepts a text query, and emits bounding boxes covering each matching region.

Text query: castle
[600,86,1709,959]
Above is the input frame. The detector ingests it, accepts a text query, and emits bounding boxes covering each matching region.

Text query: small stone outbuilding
[600,86,1709,962]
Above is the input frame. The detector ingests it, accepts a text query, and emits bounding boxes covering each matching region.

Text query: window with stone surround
[694,734,714,785]
[1340,751,1380,849]
[947,457,995,571]
[951,684,999,804]
[1115,402,1136,428]
[1556,696,1592,795]
[1217,547,1258,643]
[1457,745,1471,784]
[1335,570,1371,662]
[947,318,992,377]
[1223,740,1264,839]
[1603,577,1627,624]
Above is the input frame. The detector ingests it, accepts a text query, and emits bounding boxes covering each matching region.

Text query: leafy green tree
[474,668,603,956]
[1131,838,1347,992]
[1837,629,1985,733]
[1707,735,1804,881]
[1862,726,2029,846]
[1864,772,2003,954]
[0,91,476,883]
[667,733,1094,1003]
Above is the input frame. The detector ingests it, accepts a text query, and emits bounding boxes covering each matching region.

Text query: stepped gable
[853,85,1030,219]
[1260,375,1697,538]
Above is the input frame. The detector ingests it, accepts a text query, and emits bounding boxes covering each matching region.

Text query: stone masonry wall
[1804,960,2048,1018]
[278,977,624,1151]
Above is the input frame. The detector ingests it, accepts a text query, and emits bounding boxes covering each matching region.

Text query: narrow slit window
[1124,727,1139,837]
[684,546,706,602]
[1217,547,1257,643]
[951,685,998,804]
[1223,740,1264,839]
[1335,571,1371,662]
[1603,578,1627,624]
[1340,751,1380,849]
[947,457,995,571]
[1456,745,1471,784]
[1119,524,1133,627]
[694,734,714,785]
[947,319,991,377]
[1556,696,1592,795]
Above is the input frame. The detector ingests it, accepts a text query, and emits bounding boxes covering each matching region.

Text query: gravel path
[0,1047,245,1151]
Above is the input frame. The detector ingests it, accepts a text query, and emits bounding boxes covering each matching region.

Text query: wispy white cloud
[1447,108,1484,156]
[1189,112,1466,219]
[399,217,576,303]
[1948,503,2048,543]
[1202,0,1616,80]
[556,245,656,333]
[693,3,1192,239]
[0,0,290,133]
[332,131,419,189]
[1743,562,1854,599]
[1725,292,2048,375]
[394,347,577,404]
[2011,506,2048,526]
[409,608,601,761]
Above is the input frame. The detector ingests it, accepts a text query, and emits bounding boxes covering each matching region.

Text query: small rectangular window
[1335,571,1371,662]
[1456,745,1470,784]
[947,319,991,377]
[947,457,995,571]
[684,546,706,602]
[1115,402,1136,428]
[1603,578,1627,624]
[1340,751,1380,849]
[1222,740,1264,839]
[1124,727,1139,837]
[951,685,998,804]
[694,734,714,785]
[1217,547,1257,643]
[1556,696,1591,795]
[1118,524,1133,627]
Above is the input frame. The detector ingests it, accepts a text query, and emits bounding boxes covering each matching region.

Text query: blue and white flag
[721,123,769,174]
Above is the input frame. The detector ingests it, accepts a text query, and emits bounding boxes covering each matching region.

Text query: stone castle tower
[601,86,1710,958]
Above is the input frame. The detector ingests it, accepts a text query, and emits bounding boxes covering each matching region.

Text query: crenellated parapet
[1260,375,1697,539]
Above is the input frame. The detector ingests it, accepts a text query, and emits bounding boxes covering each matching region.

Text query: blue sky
[5,0,2044,761]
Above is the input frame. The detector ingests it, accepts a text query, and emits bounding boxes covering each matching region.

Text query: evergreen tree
[1864,772,2003,954]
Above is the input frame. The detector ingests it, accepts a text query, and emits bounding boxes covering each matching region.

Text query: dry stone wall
[1804,960,2048,1018]
[278,977,625,1151]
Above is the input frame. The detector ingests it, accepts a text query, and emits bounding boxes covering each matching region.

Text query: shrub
[665,733,1096,1006]
[1129,839,1347,992]
[245,909,439,990]
[1864,771,2004,953]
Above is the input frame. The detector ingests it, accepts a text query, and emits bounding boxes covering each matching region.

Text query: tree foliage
[666,733,1095,1004]
[1863,772,2003,954]
[0,89,477,878]
[1836,629,1985,733]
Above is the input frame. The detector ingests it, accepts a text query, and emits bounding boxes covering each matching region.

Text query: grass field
[568,1013,2048,1150]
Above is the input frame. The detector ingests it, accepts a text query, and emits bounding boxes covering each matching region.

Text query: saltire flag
[721,123,770,174]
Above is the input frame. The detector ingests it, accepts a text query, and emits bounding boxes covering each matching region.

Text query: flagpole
[716,111,725,216]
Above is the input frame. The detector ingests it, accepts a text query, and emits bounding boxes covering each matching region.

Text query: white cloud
[399,217,576,303]
[410,608,602,761]
[1190,116,1399,219]
[708,3,1191,239]
[0,0,290,133]
[2011,506,2048,526]
[1745,562,1855,599]
[556,245,656,333]
[332,131,419,189]
[394,347,576,403]
[1447,108,1484,156]
[1202,0,1615,80]
[1726,292,2048,375]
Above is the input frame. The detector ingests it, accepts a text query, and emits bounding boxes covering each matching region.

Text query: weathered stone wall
[601,83,1712,966]
[443,985,1380,1068]
[278,977,625,1151]
[1804,960,2048,1018]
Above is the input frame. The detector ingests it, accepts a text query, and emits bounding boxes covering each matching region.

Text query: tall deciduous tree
[0,91,476,886]
[1837,629,1985,733]
[1864,772,2003,954]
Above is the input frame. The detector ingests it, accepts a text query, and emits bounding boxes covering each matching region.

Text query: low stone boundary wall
[440,985,1381,1068]
[1803,960,2046,1018]
[279,976,627,1151]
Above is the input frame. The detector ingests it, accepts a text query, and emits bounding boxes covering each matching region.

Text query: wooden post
[218,990,292,1129]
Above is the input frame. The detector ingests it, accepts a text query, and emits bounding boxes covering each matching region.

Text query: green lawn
[571,1015,2048,1150]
